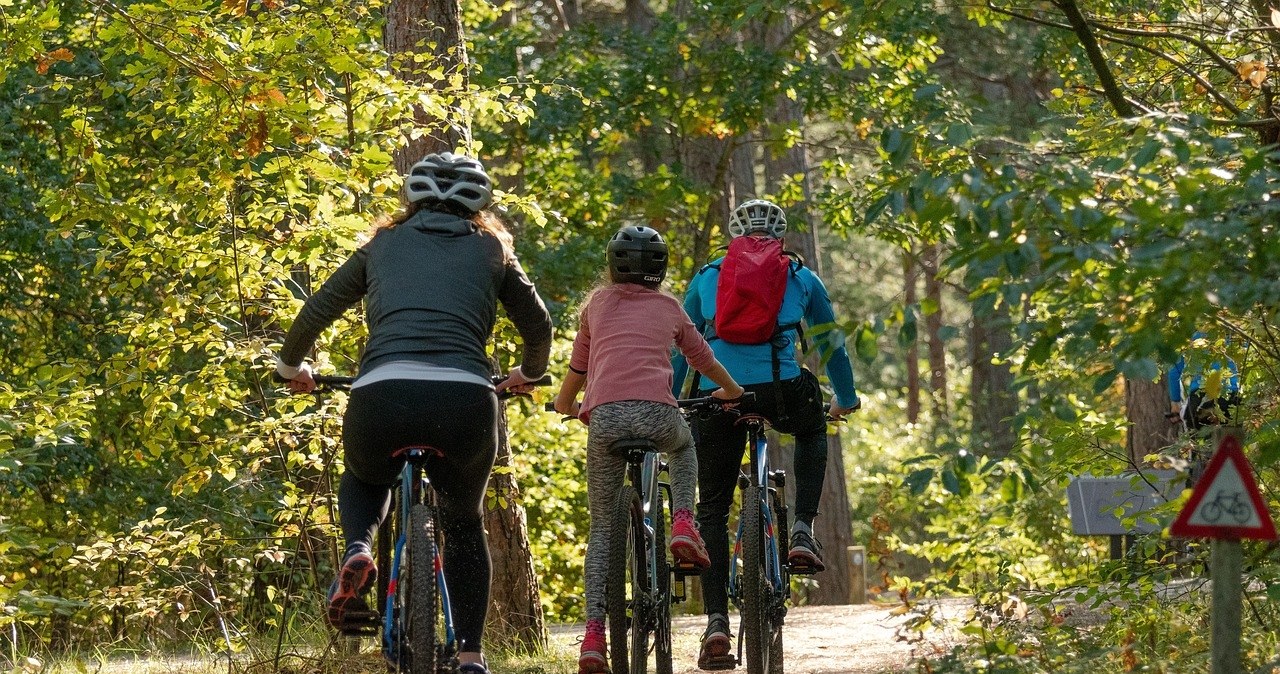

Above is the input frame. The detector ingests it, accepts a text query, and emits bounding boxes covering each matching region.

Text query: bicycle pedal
[338,608,381,636]
[700,655,738,671]
[672,562,703,576]
[787,562,822,575]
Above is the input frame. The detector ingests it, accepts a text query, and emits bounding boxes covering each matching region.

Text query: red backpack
[714,236,796,344]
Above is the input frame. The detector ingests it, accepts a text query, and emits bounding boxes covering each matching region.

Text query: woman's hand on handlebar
[276,358,317,394]
[495,365,539,395]
[827,399,861,421]
[711,383,746,402]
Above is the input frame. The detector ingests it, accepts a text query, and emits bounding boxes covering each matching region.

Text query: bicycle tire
[769,621,783,673]
[407,503,438,674]
[653,491,673,674]
[628,493,651,674]
[608,486,640,674]
[741,485,771,674]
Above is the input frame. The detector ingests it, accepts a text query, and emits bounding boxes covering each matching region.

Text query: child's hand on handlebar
[496,366,539,395]
[552,395,581,418]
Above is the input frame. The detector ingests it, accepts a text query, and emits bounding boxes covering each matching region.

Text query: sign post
[1169,431,1276,674]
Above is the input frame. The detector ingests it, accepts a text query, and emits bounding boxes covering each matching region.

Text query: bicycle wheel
[741,485,772,674]
[653,491,673,674]
[608,485,643,674]
[407,503,438,674]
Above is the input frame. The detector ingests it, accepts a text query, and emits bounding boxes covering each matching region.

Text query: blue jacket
[1168,333,1240,403]
[671,256,859,409]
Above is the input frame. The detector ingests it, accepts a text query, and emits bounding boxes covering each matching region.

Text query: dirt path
[551,600,968,674]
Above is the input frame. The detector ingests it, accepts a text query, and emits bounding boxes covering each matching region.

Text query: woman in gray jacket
[275,153,552,674]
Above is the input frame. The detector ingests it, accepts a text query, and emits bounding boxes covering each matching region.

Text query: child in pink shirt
[554,225,743,674]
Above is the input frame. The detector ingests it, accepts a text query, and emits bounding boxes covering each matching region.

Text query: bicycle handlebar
[273,372,552,396]
[542,392,758,418]
[677,391,757,409]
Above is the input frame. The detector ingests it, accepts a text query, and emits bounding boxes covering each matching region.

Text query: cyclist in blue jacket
[671,199,859,670]
[1169,330,1241,430]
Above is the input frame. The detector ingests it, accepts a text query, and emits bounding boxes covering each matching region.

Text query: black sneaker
[327,547,376,629]
[697,614,736,671]
[458,664,491,674]
[787,530,826,574]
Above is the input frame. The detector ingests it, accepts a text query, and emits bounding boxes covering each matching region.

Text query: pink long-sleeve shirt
[570,284,718,422]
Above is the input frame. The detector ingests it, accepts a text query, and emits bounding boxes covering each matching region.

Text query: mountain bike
[546,393,754,674]
[285,372,549,674]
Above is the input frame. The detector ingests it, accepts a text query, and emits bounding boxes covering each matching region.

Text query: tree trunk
[762,8,853,605]
[970,299,1017,458]
[903,249,921,424]
[483,408,546,648]
[921,243,948,420]
[386,0,543,647]
[385,0,470,173]
[1125,376,1176,466]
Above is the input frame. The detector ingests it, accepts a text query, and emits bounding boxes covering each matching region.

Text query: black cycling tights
[340,378,499,654]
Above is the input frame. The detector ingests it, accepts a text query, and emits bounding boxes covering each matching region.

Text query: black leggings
[693,372,828,616]
[340,379,498,654]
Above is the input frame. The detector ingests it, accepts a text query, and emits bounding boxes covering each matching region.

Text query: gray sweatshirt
[279,209,552,380]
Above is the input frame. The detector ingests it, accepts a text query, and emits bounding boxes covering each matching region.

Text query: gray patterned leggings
[584,400,698,623]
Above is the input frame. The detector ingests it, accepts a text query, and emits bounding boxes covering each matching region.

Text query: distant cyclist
[553,224,744,674]
[671,199,859,670]
[275,152,552,674]
[1169,330,1241,431]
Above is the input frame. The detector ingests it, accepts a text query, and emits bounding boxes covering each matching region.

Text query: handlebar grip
[491,373,555,387]
[272,372,355,387]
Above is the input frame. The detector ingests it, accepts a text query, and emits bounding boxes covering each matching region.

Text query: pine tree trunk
[483,407,546,648]
[970,299,1017,458]
[1125,376,1176,466]
[921,243,948,420]
[903,250,921,424]
[763,9,853,604]
[385,0,543,647]
[385,0,470,173]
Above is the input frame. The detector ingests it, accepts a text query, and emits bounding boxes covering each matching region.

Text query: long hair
[371,201,514,261]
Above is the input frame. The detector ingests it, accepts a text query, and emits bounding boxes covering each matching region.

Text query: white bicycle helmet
[728,199,787,238]
[404,152,493,213]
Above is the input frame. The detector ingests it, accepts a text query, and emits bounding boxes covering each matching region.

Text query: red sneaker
[670,509,711,571]
[578,620,610,674]
[326,549,376,629]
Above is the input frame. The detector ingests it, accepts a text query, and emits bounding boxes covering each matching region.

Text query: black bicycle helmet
[404,152,493,213]
[607,225,668,287]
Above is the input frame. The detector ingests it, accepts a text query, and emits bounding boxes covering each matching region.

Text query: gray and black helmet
[404,152,493,213]
[728,198,787,238]
[607,225,668,287]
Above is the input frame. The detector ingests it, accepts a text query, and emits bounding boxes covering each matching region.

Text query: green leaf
[904,468,935,495]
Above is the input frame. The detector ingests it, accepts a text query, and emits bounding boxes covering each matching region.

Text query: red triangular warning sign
[1170,434,1277,540]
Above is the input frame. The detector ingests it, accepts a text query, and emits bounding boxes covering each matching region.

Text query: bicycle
[727,408,789,674]
[285,372,549,674]
[546,393,754,674]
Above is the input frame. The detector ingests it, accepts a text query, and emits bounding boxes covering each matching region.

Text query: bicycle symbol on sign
[1199,491,1251,525]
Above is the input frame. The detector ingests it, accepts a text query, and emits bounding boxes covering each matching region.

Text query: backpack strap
[768,321,806,422]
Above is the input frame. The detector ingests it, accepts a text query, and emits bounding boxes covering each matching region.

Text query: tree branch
[1053,0,1136,117]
